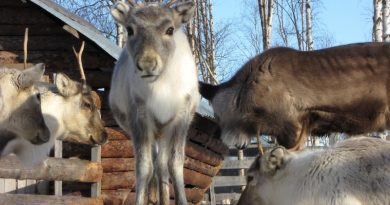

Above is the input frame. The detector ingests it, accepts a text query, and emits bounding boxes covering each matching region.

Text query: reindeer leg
[156,135,171,205]
[168,121,191,205]
[130,118,154,205]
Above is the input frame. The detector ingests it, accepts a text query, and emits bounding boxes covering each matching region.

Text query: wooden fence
[0,144,103,205]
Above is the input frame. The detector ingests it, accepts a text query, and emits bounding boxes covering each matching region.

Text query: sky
[213,0,374,47]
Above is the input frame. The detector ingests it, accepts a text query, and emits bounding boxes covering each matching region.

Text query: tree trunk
[276,0,289,46]
[306,0,313,50]
[300,0,305,50]
[383,0,390,41]
[258,0,274,50]
[374,0,383,42]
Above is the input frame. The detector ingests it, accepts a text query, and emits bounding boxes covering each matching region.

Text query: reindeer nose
[31,128,51,145]
[137,57,157,72]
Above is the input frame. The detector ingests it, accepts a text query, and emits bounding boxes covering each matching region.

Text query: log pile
[101,115,227,205]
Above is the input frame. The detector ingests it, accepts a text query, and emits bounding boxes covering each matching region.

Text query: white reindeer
[0,64,50,146]
[238,137,390,205]
[2,73,107,166]
[109,1,198,204]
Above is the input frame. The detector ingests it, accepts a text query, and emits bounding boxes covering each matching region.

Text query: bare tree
[258,0,274,50]
[383,0,390,41]
[305,0,313,50]
[374,0,383,42]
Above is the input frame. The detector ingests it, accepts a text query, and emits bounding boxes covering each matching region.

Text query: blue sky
[213,0,373,46]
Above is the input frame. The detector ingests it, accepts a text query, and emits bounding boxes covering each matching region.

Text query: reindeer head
[237,147,288,205]
[111,1,195,82]
[54,73,107,145]
[0,63,50,145]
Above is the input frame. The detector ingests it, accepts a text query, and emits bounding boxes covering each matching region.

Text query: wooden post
[91,146,101,197]
[238,149,245,192]
[23,28,28,69]
[209,180,216,205]
[53,73,63,196]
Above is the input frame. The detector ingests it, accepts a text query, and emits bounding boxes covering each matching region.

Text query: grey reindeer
[109,1,199,205]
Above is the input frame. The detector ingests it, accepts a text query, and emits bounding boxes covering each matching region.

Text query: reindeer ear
[173,1,195,27]
[260,146,287,176]
[18,63,45,89]
[199,81,219,101]
[55,73,79,97]
[111,1,131,25]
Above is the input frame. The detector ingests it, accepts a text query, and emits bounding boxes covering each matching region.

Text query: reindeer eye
[36,93,41,102]
[82,101,93,110]
[127,26,134,36]
[247,175,254,183]
[166,27,174,36]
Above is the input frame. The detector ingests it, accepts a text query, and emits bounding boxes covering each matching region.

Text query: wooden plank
[91,146,101,198]
[105,127,129,141]
[123,192,196,205]
[101,140,134,158]
[209,180,216,205]
[188,128,229,155]
[25,179,37,194]
[213,176,247,187]
[0,24,66,36]
[102,157,220,177]
[0,36,88,51]
[3,179,16,193]
[102,168,212,190]
[1,51,114,70]
[0,156,102,183]
[214,193,241,203]
[16,179,27,194]
[184,169,212,190]
[0,8,57,25]
[0,193,103,205]
[102,188,205,205]
[101,172,135,190]
[185,142,224,167]
[102,141,223,166]
[54,139,63,196]
[0,179,4,193]
[221,159,253,170]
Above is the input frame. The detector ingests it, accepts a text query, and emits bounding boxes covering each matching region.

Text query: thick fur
[200,43,390,150]
[238,137,390,205]
[0,64,50,145]
[109,1,198,205]
[1,73,107,166]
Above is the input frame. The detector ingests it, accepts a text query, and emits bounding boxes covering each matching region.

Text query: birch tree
[305,0,313,50]
[383,0,390,41]
[374,0,383,42]
[258,0,274,50]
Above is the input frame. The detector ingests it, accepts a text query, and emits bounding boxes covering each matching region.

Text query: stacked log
[101,115,227,205]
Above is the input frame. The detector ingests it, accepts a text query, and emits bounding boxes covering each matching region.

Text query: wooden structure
[0,0,227,204]
[101,116,228,205]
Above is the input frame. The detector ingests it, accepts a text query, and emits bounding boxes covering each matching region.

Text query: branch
[23,28,29,69]
[72,41,86,84]
[167,0,178,6]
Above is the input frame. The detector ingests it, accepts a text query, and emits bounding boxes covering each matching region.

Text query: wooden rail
[0,156,102,182]
[0,193,102,205]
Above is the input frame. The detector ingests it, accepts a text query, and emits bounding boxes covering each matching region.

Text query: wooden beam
[101,168,212,190]
[102,157,220,177]
[188,129,229,155]
[0,156,102,182]
[0,193,103,205]
[102,188,204,205]
[185,142,224,167]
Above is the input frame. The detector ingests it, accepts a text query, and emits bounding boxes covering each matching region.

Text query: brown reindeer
[200,42,390,150]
